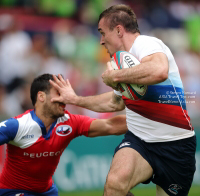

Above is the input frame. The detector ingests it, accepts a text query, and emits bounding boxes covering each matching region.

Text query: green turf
[59,185,200,196]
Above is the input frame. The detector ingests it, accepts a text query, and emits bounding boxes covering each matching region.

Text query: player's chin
[59,107,65,114]
[57,111,65,118]
[57,106,65,116]
[109,50,116,58]
[107,50,113,57]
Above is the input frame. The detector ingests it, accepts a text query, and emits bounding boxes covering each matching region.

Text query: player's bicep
[141,52,169,84]
[0,119,19,145]
[142,52,169,73]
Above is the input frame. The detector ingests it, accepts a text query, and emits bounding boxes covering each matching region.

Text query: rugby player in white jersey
[0,73,129,196]
[50,4,196,196]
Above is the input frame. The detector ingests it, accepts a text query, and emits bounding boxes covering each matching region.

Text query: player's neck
[124,32,140,52]
[35,109,55,132]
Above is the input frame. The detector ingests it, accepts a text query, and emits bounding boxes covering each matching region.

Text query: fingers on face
[50,74,71,91]
[54,75,63,87]
[51,97,61,103]
[66,79,72,87]
[51,74,66,88]
[58,74,66,85]
[49,78,60,90]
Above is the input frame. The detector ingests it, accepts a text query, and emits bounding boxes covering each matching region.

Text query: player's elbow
[152,56,169,84]
[105,123,117,135]
[107,115,127,135]
[160,61,169,82]
[108,126,126,136]
[154,66,168,84]
[159,71,168,83]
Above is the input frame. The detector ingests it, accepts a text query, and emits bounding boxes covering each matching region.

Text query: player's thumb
[107,61,113,70]
[51,97,63,103]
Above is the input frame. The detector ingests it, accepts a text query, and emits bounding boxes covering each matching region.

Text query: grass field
[59,185,200,196]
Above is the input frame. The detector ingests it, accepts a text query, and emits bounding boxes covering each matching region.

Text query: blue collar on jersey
[30,110,57,140]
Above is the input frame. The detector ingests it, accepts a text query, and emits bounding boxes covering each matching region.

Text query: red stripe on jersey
[123,97,192,130]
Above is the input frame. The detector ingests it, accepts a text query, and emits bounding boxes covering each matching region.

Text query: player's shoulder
[14,109,33,120]
[134,35,163,46]
[0,118,19,144]
[13,109,35,128]
[130,35,166,60]
[0,118,18,130]
[0,110,33,131]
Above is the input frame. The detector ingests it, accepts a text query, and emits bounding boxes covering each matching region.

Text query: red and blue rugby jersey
[0,110,95,193]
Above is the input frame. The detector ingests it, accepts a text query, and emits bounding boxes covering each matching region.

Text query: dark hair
[30,73,53,106]
[98,4,140,34]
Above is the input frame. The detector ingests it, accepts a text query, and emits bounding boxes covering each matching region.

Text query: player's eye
[100,31,105,36]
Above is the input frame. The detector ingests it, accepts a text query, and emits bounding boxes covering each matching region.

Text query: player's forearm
[72,92,118,112]
[112,53,168,85]
[112,65,166,85]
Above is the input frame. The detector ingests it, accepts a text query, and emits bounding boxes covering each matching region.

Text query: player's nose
[100,36,105,45]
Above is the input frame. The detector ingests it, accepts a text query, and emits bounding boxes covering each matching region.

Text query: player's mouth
[59,103,66,108]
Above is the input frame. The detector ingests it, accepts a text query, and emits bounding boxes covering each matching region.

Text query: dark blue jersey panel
[0,118,19,145]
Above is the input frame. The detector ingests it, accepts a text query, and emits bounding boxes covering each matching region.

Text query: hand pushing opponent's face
[42,87,66,119]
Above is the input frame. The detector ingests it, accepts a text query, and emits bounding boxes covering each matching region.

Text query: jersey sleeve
[0,118,19,145]
[131,36,166,61]
[70,114,96,137]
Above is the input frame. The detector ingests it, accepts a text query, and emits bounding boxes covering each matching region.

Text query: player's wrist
[71,95,81,106]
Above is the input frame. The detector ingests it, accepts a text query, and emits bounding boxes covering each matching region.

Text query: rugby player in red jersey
[0,73,128,196]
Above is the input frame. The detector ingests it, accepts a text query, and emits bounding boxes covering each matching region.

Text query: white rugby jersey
[0,110,95,193]
[115,35,194,142]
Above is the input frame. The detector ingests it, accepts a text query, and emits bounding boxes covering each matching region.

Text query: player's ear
[116,25,123,38]
[37,91,46,103]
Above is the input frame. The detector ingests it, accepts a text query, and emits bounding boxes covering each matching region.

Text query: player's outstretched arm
[88,115,127,137]
[50,74,125,112]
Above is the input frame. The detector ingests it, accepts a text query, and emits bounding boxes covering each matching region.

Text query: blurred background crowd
[0,0,199,128]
